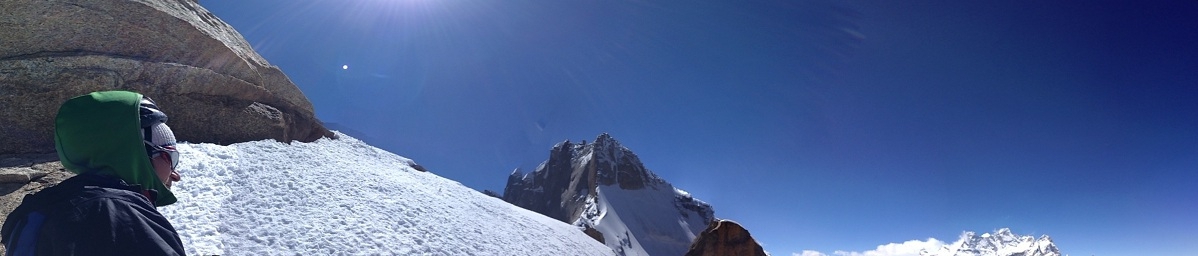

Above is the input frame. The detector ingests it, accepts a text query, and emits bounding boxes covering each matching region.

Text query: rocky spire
[581,133,661,190]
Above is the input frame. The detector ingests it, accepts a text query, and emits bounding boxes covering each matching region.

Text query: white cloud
[797,238,945,256]
[796,251,830,256]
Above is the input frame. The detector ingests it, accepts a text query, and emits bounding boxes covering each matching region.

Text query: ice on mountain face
[674,188,690,197]
[922,228,1062,256]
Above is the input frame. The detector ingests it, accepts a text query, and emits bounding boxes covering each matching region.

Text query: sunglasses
[144,141,180,170]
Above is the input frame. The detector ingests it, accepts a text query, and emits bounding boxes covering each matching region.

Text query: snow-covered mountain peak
[503,133,715,256]
[992,228,1015,240]
[923,228,1061,256]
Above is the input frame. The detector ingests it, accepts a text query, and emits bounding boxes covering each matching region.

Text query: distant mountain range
[501,133,720,256]
[923,228,1062,256]
[495,133,1063,256]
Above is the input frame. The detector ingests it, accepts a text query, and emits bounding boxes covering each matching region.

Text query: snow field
[158,133,614,256]
[592,184,709,256]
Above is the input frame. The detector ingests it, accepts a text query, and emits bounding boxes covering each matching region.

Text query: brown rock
[582,223,606,244]
[685,220,768,256]
[0,168,48,184]
[0,0,332,154]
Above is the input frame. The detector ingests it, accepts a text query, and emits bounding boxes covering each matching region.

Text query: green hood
[54,91,177,206]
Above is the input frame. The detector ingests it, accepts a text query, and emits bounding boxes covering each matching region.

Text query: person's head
[54,91,180,206]
[140,97,182,189]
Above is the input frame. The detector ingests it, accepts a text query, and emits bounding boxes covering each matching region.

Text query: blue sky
[203,1,1197,255]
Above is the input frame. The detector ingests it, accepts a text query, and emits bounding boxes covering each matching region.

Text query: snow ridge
[922,228,1061,256]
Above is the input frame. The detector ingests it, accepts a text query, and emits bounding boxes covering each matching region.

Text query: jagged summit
[503,134,673,223]
[503,133,715,256]
[538,133,664,191]
[923,228,1061,256]
[510,167,522,176]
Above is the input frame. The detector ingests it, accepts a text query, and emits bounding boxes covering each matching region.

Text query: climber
[1,91,185,255]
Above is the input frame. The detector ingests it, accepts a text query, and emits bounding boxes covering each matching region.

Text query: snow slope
[580,184,713,256]
[578,137,714,256]
[157,132,614,255]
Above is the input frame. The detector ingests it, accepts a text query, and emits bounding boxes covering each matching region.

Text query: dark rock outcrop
[0,0,332,154]
[589,133,657,190]
[481,189,502,199]
[685,220,768,256]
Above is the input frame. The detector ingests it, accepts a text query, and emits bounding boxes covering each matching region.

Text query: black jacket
[1,173,185,256]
